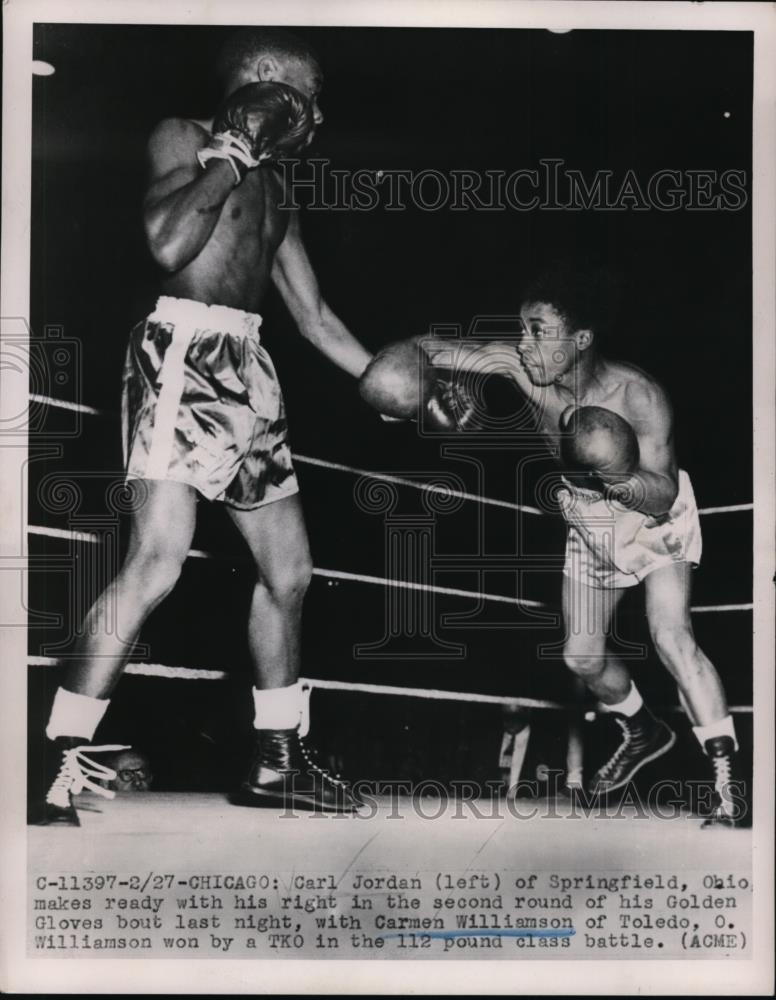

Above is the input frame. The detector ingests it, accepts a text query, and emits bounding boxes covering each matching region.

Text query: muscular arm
[605,379,679,516]
[143,118,236,273]
[271,210,372,378]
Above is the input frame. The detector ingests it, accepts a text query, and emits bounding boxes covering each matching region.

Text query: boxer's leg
[64,480,198,697]
[227,495,357,812]
[644,562,743,826]
[562,577,676,795]
[226,493,313,692]
[561,575,630,703]
[644,561,728,725]
[32,480,197,825]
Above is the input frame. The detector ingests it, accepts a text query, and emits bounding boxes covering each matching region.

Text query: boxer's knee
[257,551,313,608]
[121,544,185,609]
[563,642,607,679]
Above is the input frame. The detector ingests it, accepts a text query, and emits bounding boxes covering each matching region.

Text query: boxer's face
[518,301,580,385]
[266,55,325,129]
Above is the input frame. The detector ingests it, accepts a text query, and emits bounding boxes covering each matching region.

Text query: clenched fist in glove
[424,377,477,432]
[198,81,315,184]
[560,405,640,494]
[359,337,477,432]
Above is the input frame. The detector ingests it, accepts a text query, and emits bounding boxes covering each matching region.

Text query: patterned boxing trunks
[559,469,702,589]
[122,296,299,509]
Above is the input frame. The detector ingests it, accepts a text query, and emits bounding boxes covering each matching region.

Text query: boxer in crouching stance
[360,265,746,827]
[32,28,381,824]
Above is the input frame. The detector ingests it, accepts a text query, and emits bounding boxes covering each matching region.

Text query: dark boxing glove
[423,377,478,432]
[560,405,639,491]
[198,81,314,184]
[359,338,477,432]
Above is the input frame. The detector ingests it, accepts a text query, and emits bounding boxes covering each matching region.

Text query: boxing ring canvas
[1,1,774,996]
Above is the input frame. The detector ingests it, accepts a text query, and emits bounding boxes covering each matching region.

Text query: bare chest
[166,167,291,309]
[209,168,288,258]
[531,381,633,459]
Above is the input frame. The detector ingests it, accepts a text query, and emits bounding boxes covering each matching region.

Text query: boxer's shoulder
[586,360,670,425]
[147,117,210,163]
[607,358,665,395]
[621,369,672,424]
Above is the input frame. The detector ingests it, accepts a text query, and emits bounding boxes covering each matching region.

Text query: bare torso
[154,119,290,313]
[517,357,667,464]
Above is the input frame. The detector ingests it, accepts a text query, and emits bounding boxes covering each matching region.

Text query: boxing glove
[359,339,477,432]
[359,339,426,419]
[424,377,477,432]
[560,405,639,476]
[198,81,314,183]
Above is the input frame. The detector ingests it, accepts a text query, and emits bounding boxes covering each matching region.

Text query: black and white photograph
[1,0,774,994]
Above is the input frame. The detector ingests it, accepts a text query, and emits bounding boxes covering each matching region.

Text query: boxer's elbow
[151,244,183,273]
[147,229,188,273]
[144,209,191,273]
[660,477,679,513]
[642,473,678,516]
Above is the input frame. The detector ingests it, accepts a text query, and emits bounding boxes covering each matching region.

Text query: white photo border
[1,1,773,994]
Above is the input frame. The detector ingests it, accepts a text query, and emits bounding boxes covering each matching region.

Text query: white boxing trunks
[122,296,299,509]
[559,469,702,589]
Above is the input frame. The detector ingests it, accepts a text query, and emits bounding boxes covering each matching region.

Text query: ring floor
[27,791,752,963]
[29,790,750,868]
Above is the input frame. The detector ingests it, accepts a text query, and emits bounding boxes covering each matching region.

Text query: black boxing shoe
[231,729,360,813]
[587,707,676,796]
[28,737,128,826]
[700,736,749,829]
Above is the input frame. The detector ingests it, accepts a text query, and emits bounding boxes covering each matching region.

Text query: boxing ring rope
[25,523,753,615]
[27,390,754,778]
[29,392,754,518]
[26,656,753,714]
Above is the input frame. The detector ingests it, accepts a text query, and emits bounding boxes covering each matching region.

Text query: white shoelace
[597,718,632,780]
[46,744,130,808]
[712,754,734,812]
[297,739,348,789]
[296,684,347,790]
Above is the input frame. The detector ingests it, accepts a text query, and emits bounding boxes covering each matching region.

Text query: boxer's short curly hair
[520,261,622,347]
[216,28,319,87]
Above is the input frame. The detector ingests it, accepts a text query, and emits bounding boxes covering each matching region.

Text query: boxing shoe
[231,729,360,813]
[28,737,128,826]
[587,706,676,796]
[700,736,749,829]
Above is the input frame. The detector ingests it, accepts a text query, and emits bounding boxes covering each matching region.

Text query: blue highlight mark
[382,929,576,940]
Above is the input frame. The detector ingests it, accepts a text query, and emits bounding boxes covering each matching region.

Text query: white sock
[599,683,643,718]
[252,683,302,730]
[693,715,738,753]
[46,687,110,741]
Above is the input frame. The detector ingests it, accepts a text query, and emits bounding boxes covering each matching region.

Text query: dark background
[27,25,752,793]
